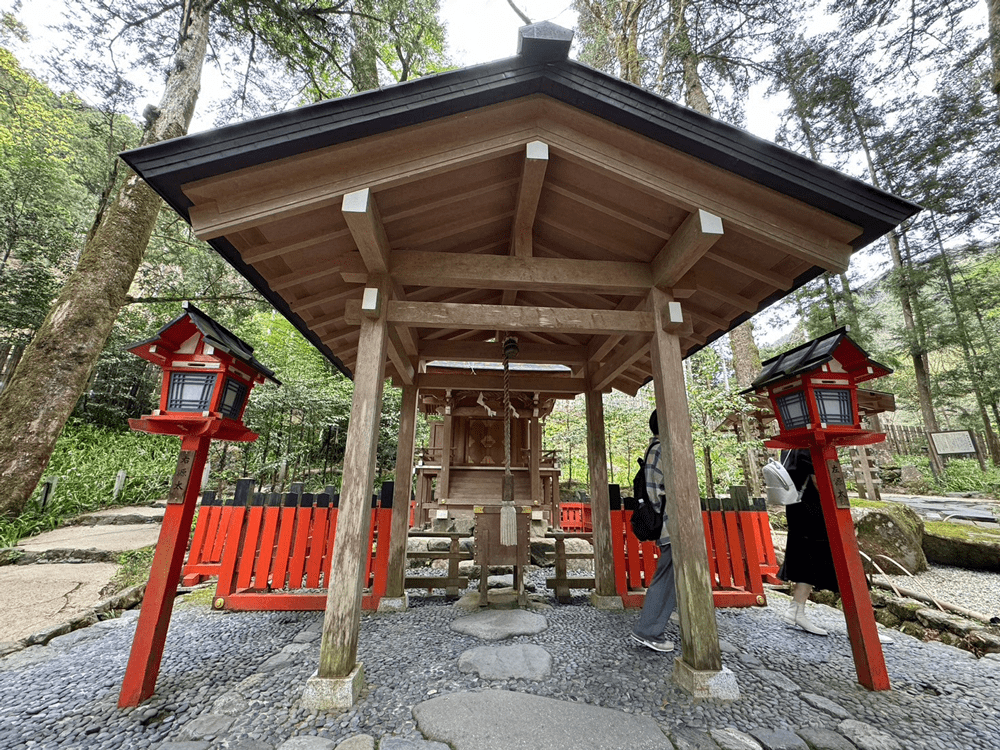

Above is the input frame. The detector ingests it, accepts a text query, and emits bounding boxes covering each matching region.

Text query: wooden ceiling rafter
[536,113,859,273]
[703,247,793,288]
[650,209,724,289]
[503,141,549,305]
[590,334,650,392]
[417,339,588,366]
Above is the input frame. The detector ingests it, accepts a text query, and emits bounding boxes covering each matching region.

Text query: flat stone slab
[77,505,164,524]
[837,720,903,750]
[0,562,117,642]
[413,689,668,750]
[457,644,552,680]
[16,524,161,553]
[449,609,547,640]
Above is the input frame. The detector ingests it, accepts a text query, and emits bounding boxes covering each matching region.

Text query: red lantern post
[118,303,277,707]
[746,327,892,691]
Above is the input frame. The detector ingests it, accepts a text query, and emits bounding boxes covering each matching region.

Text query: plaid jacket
[643,437,670,542]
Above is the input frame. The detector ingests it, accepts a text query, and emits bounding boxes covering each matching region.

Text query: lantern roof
[128,302,280,384]
[746,327,891,392]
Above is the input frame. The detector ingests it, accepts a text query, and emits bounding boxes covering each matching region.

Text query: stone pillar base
[589,592,624,611]
[672,659,740,700]
[301,663,364,710]
[376,594,408,613]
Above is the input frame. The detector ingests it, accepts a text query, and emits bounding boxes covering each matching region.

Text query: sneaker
[631,633,674,652]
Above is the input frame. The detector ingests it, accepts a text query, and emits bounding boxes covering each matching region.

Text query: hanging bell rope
[500,334,519,546]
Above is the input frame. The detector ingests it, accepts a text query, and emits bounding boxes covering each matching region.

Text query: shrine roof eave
[121,57,919,255]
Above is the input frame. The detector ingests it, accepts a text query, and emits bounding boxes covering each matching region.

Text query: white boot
[787,602,828,636]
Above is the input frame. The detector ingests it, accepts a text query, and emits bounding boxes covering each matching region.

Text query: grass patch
[177,586,218,608]
[100,546,155,598]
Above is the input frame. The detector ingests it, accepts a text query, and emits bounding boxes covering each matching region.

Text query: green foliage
[939,459,1000,498]
[0,424,178,547]
[101,545,156,597]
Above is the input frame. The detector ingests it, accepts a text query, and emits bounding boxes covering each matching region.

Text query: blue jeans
[633,541,676,640]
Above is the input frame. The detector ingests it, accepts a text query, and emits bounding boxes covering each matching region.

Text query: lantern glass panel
[219,378,248,420]
[816,388,853,425]
[167,372,217,412]
[776,390,810,429]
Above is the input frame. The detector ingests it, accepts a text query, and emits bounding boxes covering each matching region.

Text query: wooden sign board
[827,458,851,509]
[929,430,976,456]
[167,450,197,504]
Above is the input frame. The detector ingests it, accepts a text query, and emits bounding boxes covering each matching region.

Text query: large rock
[851,503,927,575]
[922,530,1000,572]
[563,537,594,572]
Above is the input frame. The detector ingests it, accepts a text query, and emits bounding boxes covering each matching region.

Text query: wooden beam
[646,286,722,676]
[419,340,588,366]
[416,372,587,394]
[510,141,549,258]
[241,229,349,265]
[587,297,647,363]
[386,325,415,386]
[590,335,649,392]
[585,375,615,598]
[387,250,650,296]
[386,383,418,599]
[294,286,362,316]
[650,209,723,289]
[342,188,391,275]
[704,248,793,288]
[318,280,388,679]
[540,115,857,272]
[346,299,654,335]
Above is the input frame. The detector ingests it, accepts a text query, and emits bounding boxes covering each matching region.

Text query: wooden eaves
[120,24,919,397]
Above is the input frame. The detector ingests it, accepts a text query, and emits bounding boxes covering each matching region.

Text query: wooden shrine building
[413,360,564,529]
[121,22,919,704]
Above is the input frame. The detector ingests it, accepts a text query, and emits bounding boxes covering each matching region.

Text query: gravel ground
[0,565,998,750]
[877,564,1000,621]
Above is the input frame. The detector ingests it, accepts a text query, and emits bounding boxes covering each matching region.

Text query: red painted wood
[305,503,330,589]
[269,498,299,590]
[724,513,746,589]
[610,508,629,598]
[737,513,765,597]
[370,507,393,600]
[253,494,282,588]
[119,435,210,707]
[182,492,219,585]
[709,511,733,588]
[212,501,247,601]
[236,496,266,591]
[811,441,890,691]
[287,496,314,589]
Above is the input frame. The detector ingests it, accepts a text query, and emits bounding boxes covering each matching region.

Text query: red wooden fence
[204,482,395,611]
[609,487,772,608]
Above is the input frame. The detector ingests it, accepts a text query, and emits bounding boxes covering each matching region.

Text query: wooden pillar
[317,287,388,679]
[439,396,453,501]
[530,417,542,507]
[812,440,890,690]
[119,434,210,706]
[647,287,722,673]
[585,371,615,596]
[386,384,418,598]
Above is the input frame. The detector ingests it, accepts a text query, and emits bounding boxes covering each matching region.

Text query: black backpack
[630,443,663,542]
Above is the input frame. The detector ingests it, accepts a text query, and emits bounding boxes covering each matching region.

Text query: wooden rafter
[589,335,650,391]
[650,209,724,289]
[504,141,549,305]
[342,189,391,275]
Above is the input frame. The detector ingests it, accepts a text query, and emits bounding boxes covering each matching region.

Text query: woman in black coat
[778,448,836,635]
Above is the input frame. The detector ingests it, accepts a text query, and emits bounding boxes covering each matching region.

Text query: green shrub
[0,423,178,547]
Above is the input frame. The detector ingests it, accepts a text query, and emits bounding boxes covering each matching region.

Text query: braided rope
[500,335,516,545]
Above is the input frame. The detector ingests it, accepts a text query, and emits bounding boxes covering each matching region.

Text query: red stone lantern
[746,326,893,691]
[119,302,277,707]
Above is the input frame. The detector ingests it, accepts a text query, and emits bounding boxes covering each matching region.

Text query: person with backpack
[630,409,677,653]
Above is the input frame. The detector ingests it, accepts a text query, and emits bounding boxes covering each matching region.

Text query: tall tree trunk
[849,103,940,445]
[931,216,1000,465]
[821,274,839,329]
[0,0,212,519]
[989,0,1000,102]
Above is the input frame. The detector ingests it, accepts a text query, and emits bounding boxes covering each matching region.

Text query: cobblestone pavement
[1,574,998,750]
